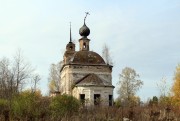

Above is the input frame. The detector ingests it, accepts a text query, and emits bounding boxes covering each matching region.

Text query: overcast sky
[0,0,180,101]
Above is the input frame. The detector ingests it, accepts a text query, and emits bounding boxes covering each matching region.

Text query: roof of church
[75,73,104,86]
[70,51,105,65]
[75,73,114,87]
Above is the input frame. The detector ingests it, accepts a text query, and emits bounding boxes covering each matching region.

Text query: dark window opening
[94,94,101,105]
[83,43,86,49]
[70,46,73,50]
[80,94,85,104]
[109,95,113,106]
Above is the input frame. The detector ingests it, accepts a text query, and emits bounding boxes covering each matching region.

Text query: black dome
[79,24,90,37]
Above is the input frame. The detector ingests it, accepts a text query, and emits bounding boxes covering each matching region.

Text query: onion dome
[79,23,90,37]
[79,12,90,38]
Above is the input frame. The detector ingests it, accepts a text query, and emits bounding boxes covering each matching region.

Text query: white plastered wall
[73,86,114,106]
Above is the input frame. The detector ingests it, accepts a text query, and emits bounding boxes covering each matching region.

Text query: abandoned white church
[60,14,114,106]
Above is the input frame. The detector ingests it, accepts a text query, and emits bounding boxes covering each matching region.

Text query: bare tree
[117,67,143,106]
[0,49,38,98]
[48,61,62,93]
[31,74,41,92]
[12,49,34,93]
[157,77,171,97]
[102,44,113,65]
[0,57,14,98]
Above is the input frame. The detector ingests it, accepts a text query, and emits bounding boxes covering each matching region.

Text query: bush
[11,90,44,120]
[0,99,9,114]
[50,94,80,119]
[0,99,8,108]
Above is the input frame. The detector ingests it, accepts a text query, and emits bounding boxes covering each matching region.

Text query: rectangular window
[94,94,101,105]
[109,95,113,106]
[80,94,85,104]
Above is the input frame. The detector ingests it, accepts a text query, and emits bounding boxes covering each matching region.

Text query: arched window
[70,46,73,50]
[83,43,86,49]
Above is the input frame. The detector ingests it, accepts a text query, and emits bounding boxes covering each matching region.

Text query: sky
[0,0,180,101]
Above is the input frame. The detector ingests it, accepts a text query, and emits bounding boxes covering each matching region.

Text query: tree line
[0,49,40,99]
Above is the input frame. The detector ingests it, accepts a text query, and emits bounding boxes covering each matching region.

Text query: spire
[70,22,72,42]
[65,22,75,52]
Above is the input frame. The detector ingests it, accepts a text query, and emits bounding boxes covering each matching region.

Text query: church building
[60,14,114,106]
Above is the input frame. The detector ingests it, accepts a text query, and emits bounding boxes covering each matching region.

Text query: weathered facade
[60,16,114,106]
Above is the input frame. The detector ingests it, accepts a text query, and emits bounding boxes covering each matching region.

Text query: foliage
[0,99,9,114]
[159,96,173,107]
[114,99,121,108]
[152,96,158,104]
[50,94,80,119]
[130,96,141,106]
[11,90,44,120]
[0,95,179,120]
[48,62,62,92]
[172,64,180,106]
[117,67,143,106]
[149,96,158,106]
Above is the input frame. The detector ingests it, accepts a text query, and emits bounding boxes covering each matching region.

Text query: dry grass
[1,102,180,121]
[56,106,180,121]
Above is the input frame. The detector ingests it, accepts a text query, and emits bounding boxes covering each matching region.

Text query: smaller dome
[79,24,90,37]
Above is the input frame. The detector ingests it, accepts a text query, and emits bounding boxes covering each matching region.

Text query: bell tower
[79,12,90,51]
[63,23,75,64]
[66,22,75,51]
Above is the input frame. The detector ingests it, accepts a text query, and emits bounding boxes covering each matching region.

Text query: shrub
[0,99,8,111]
[50,94,80,119]
[11,90,43,120]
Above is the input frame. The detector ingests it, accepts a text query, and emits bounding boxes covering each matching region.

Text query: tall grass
[0,96,180,121]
